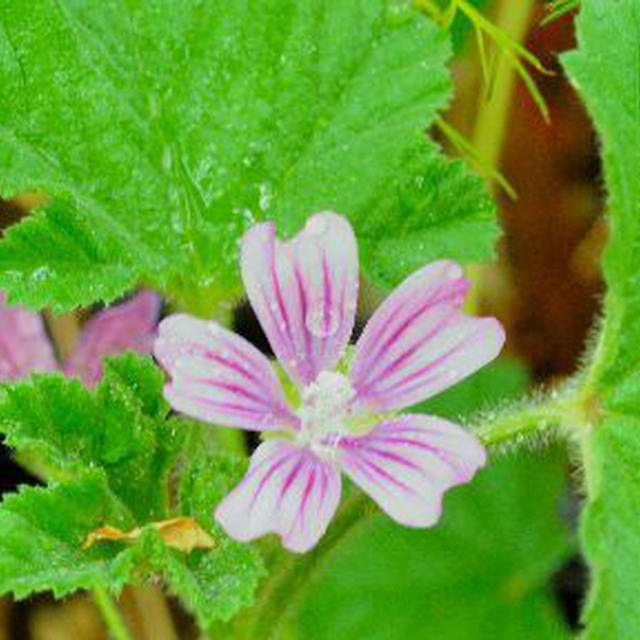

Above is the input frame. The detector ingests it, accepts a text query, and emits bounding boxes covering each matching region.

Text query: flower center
[297,371,355,450]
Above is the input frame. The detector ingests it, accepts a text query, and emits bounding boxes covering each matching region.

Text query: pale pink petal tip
[337,415,486,528]
[241,212,359,386]
[154,314,298,432]
[0,291,57,380]
[215,440,341,553]
[64,290,162,388]
[351,260,506,412]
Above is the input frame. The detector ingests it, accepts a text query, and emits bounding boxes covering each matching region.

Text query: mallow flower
[0,290,160,387]
[154,213,505,553]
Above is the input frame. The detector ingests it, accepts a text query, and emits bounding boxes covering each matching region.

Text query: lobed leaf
[177,448,265,630]
[562,1,640,636]
[360,143,498,288]
[0,354,180,520]
[290,362,573,639]
[0,355,263,622]
[0,473,134,600]
[0,0,496,312]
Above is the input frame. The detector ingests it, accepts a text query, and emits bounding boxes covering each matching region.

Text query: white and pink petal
[215,440,341,553]
[241,212,358,386]
[154,314,298,431]
[350,261,504,412]
[336,415,486,528]
[64,290,161,388]
[0,291,58,380]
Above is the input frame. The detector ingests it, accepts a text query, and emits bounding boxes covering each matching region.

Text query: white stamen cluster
[297,371,355,454]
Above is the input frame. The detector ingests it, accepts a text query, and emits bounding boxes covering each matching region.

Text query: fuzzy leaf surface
[0,354,180,520]
[176,448,266,630]
[0,355,263,621]
[0,0,496,311]
[562,1,640,637]
[0,474,134,599]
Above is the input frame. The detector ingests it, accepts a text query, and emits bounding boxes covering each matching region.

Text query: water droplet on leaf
[241,208,255,225]
[32,266,51,282]
[258,182,272,212]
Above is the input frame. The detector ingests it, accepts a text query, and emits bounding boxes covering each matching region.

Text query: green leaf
[562,1,640,636]
[0,473,135,600]
[177,448,265,630]
[291,361,572,639]
[360,144,498,288]
[179,448,249,524]
[0,354,181,520]
[0,471,263,626]
[0,355,264,620]
[160,539,264,630]
[0,199,139,311]
[0,0,496,312]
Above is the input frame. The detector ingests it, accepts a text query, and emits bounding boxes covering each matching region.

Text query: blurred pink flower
[155,213,505,553]
[0,290,160,388]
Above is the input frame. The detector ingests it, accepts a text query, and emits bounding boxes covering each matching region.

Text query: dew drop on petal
[174,356,189,372]
[305,307,339,338]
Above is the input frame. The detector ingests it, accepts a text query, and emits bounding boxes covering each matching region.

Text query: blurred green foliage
[0,0,496,314]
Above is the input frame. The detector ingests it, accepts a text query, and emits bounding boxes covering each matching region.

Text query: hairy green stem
[473,392,571,448]
[92,585,133,640]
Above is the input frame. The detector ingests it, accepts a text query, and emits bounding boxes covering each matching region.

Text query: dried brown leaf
[83,517,215,553]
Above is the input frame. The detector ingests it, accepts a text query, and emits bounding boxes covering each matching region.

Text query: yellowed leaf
[82,516,215,553]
